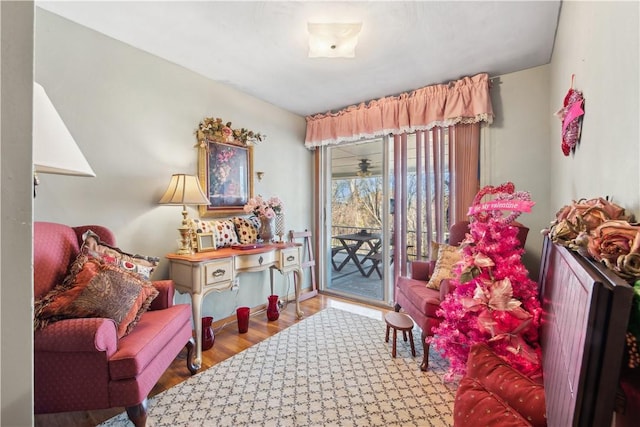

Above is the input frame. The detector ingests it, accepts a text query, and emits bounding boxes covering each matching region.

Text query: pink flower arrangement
[243,195,284,219]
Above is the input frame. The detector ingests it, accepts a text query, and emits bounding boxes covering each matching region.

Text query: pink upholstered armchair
[394,220,529,371]
[34,222,196,427]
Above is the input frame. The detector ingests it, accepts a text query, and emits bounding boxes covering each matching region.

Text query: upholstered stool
[384,312,416,358]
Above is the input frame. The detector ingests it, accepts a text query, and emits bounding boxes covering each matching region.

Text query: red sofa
[34,222,196,427]
[394,221,471,370]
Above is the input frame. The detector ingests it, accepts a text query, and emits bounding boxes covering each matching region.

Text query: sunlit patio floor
[327,252,386,301]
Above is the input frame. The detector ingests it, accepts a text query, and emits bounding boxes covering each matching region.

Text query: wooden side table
[384,312,416,358]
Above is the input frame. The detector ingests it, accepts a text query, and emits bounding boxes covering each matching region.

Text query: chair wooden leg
[420,330,430,371]
[126,399,148,427]
[186,337,198,375]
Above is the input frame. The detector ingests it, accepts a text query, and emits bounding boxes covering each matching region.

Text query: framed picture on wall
[198,140,253,217]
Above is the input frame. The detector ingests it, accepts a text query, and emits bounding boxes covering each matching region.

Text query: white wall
[483,1,639,278]
[1,3,35,427]
[484,65,551,278]
[549,1,639,215]
[33,9,312,321]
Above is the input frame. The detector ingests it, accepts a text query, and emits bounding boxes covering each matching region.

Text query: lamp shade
[308,23,362,58]
[159,174,210,206]
[33,82,96,177]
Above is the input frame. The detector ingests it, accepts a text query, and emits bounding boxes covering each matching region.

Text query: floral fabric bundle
[547,197,629,252]
[545,198,640,279]
[586,220,640,280]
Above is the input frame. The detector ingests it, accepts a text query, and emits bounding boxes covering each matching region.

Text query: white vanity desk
[166,243,304,369]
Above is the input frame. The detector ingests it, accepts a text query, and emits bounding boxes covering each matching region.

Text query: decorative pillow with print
[213,219,239,248]
[233,216,259,244]
[34,257,158,338]
[430,241,442,262]
[80,230,159,280]
[186,218,216,249]
[426,243,462,290]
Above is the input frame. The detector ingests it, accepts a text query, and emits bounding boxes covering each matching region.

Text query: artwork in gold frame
[197,139,253,217]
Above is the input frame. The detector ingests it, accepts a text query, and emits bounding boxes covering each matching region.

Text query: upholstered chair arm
[410,260,435,281]
[439,278,458,300]
[149,279,175,311]
[34,318,118,356]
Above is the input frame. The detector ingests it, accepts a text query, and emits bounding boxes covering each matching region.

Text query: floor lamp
[33,82,96,195]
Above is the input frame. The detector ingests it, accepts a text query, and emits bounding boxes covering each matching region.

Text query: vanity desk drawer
[279,247,300,269]
[203,259,233,288]
[235,250,276,271]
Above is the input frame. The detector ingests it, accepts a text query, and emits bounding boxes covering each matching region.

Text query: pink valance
[305,73,494,148]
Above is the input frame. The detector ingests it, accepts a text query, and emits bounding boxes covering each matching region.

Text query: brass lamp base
[176,225,193,255]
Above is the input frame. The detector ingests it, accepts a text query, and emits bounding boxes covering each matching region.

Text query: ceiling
[36,1,562,118]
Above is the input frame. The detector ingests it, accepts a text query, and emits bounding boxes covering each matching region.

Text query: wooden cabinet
[166,243,303,368]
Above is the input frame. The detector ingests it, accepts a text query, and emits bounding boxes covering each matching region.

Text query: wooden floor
[34,294,388,427]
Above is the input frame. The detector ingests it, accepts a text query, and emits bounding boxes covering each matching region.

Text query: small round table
[384,312,416,358]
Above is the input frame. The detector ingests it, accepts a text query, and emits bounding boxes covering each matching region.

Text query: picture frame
[196,232,216,252]
[198,139,253,217]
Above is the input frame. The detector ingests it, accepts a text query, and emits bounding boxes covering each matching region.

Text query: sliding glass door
[319,138,394,305]
[316,126,474,306]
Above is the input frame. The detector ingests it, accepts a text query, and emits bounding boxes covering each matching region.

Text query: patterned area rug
[101,308,456,426]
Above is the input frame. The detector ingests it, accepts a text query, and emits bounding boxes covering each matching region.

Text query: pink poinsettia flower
[473,253,495,268]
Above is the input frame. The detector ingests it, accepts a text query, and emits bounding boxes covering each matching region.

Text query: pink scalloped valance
[305,73,494,148]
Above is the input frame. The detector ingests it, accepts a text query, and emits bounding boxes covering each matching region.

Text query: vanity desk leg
[189,291,204,369]
[269,266,304,319]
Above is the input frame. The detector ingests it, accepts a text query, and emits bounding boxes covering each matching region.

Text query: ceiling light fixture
[307,22,362,58]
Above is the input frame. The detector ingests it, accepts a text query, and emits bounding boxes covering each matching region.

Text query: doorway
[321,138,393,305]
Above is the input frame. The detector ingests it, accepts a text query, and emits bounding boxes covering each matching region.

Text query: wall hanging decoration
[195,117,264,147]
[555,74,585,156]
[195,117,264,216]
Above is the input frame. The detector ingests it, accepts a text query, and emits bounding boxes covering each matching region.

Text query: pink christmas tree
[430,182,543,381]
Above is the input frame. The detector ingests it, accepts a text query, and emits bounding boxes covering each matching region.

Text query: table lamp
[159,174,210,254]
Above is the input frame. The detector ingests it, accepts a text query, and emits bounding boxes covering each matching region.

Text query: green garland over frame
[195,117,265,148]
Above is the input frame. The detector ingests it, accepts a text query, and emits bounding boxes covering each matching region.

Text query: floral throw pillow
[213,219,239,248]
[80,230,159,280]
[426,243,462,290]
[34,257,158,338]
[233,216,259,244]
